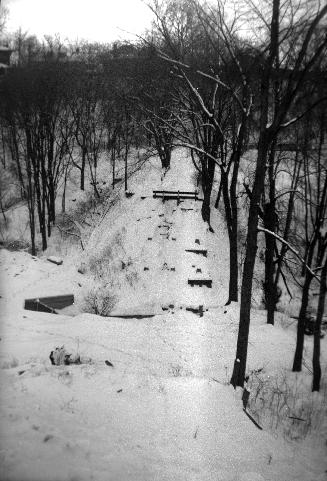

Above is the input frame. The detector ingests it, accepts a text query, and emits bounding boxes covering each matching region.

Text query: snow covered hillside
[0,150,326,481]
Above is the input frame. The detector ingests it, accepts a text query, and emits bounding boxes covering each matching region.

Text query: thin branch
[258,226,319,281]
[174,142,222,167]
[159,53,245,113]
[280,97,327,129]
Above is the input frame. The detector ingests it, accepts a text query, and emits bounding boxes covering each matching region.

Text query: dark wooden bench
[153,190,202,201]
[188,279,212,288]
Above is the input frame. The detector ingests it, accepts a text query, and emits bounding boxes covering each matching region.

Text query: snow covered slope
[0,149,326,481]
[85,148,230,314]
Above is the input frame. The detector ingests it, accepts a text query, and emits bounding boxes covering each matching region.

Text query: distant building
[0,45,12,74]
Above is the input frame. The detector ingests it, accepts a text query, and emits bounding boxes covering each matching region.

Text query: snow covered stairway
[187,239,211,287]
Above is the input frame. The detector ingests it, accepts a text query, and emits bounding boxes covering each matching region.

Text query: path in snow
[107,149,228,315]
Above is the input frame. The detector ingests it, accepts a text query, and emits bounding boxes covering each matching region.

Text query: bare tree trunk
[312,256,327,391]
[201,186,211,223]
[293,258,314,372]
[221,169,238,303]
[29,209,36,255]
[274,153,301,288]
[151,123,171,169]
[124,138,128,192]
[80,146,86,191]
[230,0,280,388]
[294,122,327,372]
[25,154,36,255]
[88,157,100,198]
[112,147,116,189]
[0,196,7,224]
[48,177,56,225]
[35,180,47,251]
[230,136,270,387]
[124,151,128,191]
[201,157,215,229]
[214,179,222,209]
[61,168,68,214]
[264,142,278,324]
[0,125,6,168]
[28,187,36,256]
[229,232,238,303]
[46,133,56,228]
[26,131,47,251]
[264,201,278,324]
[228,145,243,303]
[41,187,47,251]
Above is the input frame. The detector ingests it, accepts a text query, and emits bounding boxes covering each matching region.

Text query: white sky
[3,0,154,43]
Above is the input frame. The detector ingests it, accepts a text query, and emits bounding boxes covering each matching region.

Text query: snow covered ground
[0,149,326,481]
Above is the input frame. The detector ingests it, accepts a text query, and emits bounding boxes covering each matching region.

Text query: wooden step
[185,248,207,257]
[186,305,205,317]
[188,278,212,288]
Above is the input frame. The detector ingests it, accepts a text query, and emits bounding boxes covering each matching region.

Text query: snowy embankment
[0,149,326,481]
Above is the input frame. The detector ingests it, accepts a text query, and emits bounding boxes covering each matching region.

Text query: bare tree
[0,57,75,251]
[231,0,327,388]
[132,48,176,170]
[0,81,37,253]
[312,253,327,391]
[292,106,327,372]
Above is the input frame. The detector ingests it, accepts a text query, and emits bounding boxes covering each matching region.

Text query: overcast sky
[3,0,154,43]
